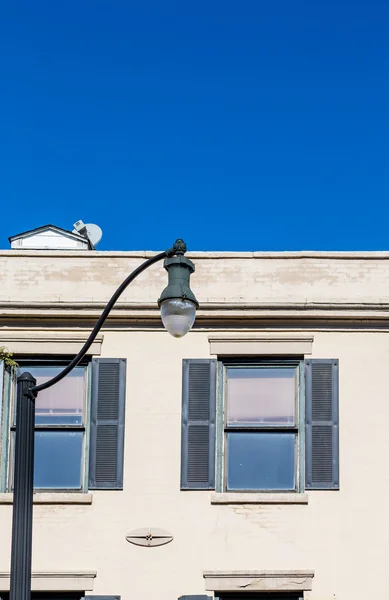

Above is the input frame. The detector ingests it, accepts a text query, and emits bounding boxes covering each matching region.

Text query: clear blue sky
[1,1,388,251]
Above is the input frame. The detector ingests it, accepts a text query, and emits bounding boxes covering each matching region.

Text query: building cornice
[1,301,389,321]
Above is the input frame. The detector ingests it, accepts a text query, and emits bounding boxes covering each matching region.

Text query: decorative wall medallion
[126,527,173,547]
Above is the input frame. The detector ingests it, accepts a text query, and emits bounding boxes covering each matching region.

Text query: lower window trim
[0,492,93,504]
[210,492,308,504]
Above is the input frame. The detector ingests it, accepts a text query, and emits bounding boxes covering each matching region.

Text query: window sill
[211,492,308,505]
[0,492,93,505]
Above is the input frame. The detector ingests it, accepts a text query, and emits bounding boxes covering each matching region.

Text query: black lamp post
[9,239,198,600]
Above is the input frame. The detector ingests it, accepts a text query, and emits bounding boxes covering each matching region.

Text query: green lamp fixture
[158,239,199,337]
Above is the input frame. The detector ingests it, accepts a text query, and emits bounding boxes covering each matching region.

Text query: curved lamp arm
[30,244,179,396]
[9,238,196,600]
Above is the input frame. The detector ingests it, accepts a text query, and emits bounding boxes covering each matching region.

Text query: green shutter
[89,359,126,490]
[305,359,339,489]
[181,359,216,490]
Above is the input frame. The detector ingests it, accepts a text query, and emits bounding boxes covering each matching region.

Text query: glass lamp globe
[160,298,196,338]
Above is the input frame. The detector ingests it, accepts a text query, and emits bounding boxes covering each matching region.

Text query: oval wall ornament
[126,527,173,547]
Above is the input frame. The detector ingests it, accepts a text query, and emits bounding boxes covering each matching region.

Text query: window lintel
[209,335,313,357]
[203,570,314,592]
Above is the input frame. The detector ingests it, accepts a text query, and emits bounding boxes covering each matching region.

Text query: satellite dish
[72,221,103,247]
[84,224,103,247]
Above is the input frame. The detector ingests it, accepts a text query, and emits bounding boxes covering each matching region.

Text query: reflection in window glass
[227,367,296,425]
[16,367,85,425]
[227,432,296,490]
[34,431,83,489]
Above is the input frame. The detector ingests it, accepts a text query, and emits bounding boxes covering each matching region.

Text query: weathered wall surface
[0,249,389,306]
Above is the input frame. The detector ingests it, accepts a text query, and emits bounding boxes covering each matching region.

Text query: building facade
[0,237,387,600]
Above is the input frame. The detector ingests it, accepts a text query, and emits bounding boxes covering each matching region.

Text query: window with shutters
[220,360,303,492]
[181,357,338,493]
[0,357,126,492]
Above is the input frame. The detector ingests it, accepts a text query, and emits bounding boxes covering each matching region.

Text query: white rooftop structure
[9,224,92,250]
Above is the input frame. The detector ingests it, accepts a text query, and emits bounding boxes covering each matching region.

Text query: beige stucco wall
[1,249,389,307]
[0,250,387,600]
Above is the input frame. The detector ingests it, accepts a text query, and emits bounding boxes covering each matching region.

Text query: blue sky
[1,1,388,251]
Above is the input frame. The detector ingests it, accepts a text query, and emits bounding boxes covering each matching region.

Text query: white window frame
[1,358,92,493]
[215,358,305,493]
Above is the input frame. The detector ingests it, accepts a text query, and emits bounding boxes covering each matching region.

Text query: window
[223,362,300,491]
[180,358,339,493]
[219,362,300,491]
[0,357,126,493]
[10,362,89,490]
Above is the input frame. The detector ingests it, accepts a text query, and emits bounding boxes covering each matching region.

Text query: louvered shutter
[181,359,216,490]
[305,359,339,489]
[89,359,126,490]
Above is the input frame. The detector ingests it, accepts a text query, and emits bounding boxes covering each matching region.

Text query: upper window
[10,363,88,490]
[224,364,299,491]
[223,362,300,492]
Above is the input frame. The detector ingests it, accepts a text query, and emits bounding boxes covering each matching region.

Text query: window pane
[34,431,83,489]
[227,367,296,425]
[227,432,295,490]
[16,367,85,425]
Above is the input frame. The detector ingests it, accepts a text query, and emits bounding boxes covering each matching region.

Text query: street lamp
[159,240,198,337]
[9,239,198,600]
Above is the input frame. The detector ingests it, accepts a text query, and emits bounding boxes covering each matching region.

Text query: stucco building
[0,225,386,600]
